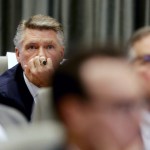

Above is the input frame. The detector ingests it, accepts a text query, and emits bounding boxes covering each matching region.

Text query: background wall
[0,0,149,57]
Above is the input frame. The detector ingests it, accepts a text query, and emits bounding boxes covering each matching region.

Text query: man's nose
[38,47,46,57]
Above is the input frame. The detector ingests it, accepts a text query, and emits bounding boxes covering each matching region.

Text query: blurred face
[16,28,64,70]
[132,35,150,90]
[132,35,150,59]
[79,58,145,149]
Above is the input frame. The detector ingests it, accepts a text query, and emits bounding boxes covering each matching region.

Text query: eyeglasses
[143,55,150,61]
[133,55,150,65]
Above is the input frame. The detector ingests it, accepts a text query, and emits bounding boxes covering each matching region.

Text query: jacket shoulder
[0,64,22,86]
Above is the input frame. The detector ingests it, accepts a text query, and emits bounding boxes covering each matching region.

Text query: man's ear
[60,47,65,62]
[15,47,20,63]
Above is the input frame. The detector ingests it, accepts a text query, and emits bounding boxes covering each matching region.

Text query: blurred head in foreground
[52,46,146,150]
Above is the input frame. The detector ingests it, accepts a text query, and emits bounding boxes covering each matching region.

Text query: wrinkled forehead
[79,58,144,103]
[23,28,57,38]
[20,28,60,47]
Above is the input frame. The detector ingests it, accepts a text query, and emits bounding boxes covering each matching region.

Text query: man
[52,48,145,150]
[0,14,64,121]
[127,27,150,150]
[127,27,150,89]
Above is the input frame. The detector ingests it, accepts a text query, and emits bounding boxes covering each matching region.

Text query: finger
[34,56,41,68]
[28,58,37,73]
[24,64,31,79]
[46,58,53,69]
[39,56,47,66]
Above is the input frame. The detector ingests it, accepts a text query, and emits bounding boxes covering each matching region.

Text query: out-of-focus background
[0,0,149,57]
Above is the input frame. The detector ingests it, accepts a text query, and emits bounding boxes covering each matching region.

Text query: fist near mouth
[24,56,54,87]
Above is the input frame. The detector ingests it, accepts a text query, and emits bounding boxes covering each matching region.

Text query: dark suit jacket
[0,64,34,121]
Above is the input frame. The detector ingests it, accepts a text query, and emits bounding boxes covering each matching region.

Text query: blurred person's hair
[14,14,64,49]
[52,45,125,119]
[126,27,150,60]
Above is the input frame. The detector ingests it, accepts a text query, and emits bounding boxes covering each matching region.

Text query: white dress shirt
[23,73,39,103]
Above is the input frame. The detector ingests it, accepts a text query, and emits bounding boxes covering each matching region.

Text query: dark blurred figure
[52,46,146,150]
[127,27,150,150]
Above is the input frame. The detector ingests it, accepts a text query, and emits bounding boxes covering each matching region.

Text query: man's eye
[47,45,54,49]
[28,45,37,50]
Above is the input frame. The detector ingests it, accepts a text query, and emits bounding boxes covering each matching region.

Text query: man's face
[132,35,150,59]
[79,59,144,149]
[16,28,64,70]
[131,35,150,92]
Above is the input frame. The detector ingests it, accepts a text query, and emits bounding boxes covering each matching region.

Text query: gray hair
[14,14,64,49]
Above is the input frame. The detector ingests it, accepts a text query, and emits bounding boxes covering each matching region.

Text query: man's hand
[24,56,54,87]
